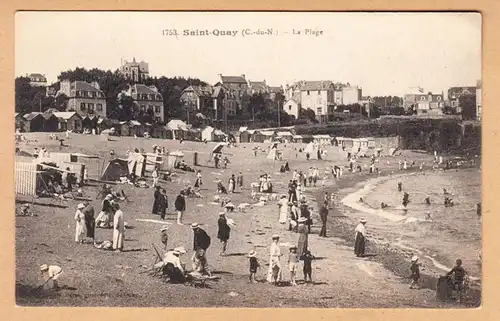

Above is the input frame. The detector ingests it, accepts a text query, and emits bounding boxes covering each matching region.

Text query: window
[74,120,80,129]
[437,96,442,101]
[88,103,94,112]
[317,107,322,114]
[97,104,103,111]
[87,91,93,98]
[307,91,310,95]
[289,105,292,111]
[80,103,86,111]
[155,106,161,113]
[421,96,425,100]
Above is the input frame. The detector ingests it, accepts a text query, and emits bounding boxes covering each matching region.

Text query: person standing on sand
[409,256,421,289]
[160,189,168,220]
[152,186,162,215]
[297,217,309,256]
[267,235,283,283]
[228,174,236,193]
[236,171,244,191]
[289,201,299,232]
[217,212,230,255]
[74,203,86,243]
[301,250,315,284]
[175,191,186,225]
[397,182,403,192]
[112,203,125,252]
[152,166,159,188]
[354,218,367,257]
[82,201,95,244]
[319,202,329,237]
[278,195,289,224]
[248,250,260,283]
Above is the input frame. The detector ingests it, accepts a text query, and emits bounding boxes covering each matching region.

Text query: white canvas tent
[267,142,279,160]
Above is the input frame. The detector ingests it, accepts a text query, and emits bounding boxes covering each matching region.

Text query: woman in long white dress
[74,203,86,243]
[266,235,283,283]
[278,195,288,224]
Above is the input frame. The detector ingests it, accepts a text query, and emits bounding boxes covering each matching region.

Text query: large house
[125,84,165,122]
[447,86,477,113]
[27,73,47,87]
[119,57,149,82]
[341,84,363,105]
[299,81,335,123]
[59,80,107,119]
[180,85,213,113]
[415,92,445,115]
[283,93,301,119]
[248,80,269,95]
[213,74,249,117]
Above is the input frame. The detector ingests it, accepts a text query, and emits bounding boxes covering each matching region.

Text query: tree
[298,108,318,123]
[460,95,477,120]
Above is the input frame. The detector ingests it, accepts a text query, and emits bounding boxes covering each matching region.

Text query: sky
[15,12,481,97]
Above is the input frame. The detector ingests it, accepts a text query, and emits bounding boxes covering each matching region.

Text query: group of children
[248,246,315,286]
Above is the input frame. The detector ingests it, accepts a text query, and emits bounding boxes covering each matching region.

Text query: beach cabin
[343,138,354,149]
[201,126,215,142]
[238,130,250,143]
[352,138,361,152]
[312,134,331,145]
[293,135,303,143]
[214,129,227,142]
[260,131,277,142]
[120,120,143,137]
[277,131,294,143]
[82,115,100,132]
[367,137,376,149]
[187,127,202,141]
[230,131,241,143]
[336,137,345,148]
[359,138,369,149]
[301,134,314,144]
[251,130,266,143]
[165,119,188,140]
[149,124,168,139]
[15,113,25,132]
[53,112,83,133]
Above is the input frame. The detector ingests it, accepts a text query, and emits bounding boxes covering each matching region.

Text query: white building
[283,93,301,119]
[341,85,362,105]
[299,81,335,123]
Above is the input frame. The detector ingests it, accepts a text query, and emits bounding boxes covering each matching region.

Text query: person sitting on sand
[40,264,63,290]
[425,196,431,205]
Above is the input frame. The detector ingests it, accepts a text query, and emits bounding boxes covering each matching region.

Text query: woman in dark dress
[152,186,162,215]
[217,212,231,255]
[354,218,367,257]
[159,189,168,220]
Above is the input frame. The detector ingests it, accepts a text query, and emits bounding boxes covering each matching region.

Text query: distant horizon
[15,12,481,97]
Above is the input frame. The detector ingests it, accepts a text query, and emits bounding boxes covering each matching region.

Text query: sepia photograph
[13,11,481,308]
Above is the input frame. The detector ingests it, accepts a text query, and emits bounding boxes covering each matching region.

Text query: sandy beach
[15,133,481,307]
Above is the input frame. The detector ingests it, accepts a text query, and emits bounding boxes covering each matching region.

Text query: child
[40,264,63,289]
[446,258,468,301]
[301,250,315,284]
[409,256,421,289]
[248,250,260,283]
[288,246,299,286]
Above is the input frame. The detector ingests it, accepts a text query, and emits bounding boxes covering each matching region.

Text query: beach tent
[211,142,227,156]
[267,142,279,160]
[100,158,130,181]
[127,152,146,177]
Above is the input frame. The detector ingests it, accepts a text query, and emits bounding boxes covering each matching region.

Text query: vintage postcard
[13,11,482,308]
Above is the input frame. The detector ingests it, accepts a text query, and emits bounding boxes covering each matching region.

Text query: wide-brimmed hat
[411,256,419,262]
[40,264,48,271]
[289,245,297,249]
[160,226,169,232]
[281,195,287,199]
[298,217,308,223]
[287,202,294,206]
[360,218,367,223]
[219,212,226,216]
[271,234,280,239]
[77,203,85,209]
[105,194,113,199]
[172,250,180,255]
[248,250,256,257]
[174,246,186,254]
[191,223,199,229]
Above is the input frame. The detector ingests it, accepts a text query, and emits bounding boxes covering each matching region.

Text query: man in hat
[192,223,211,253]
[354,218,367,257]
[152,186,162,215]
[160,226,169,249]
[319,201,329,237]
[40,264,63,290]
[217,213,231,255]
[162,248,186,283]
[236,171,244,192]
[112,203,125,252]
[82,201,96,244]
[174,190,186,225]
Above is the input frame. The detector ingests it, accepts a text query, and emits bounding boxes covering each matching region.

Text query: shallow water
[347,169,481,277]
